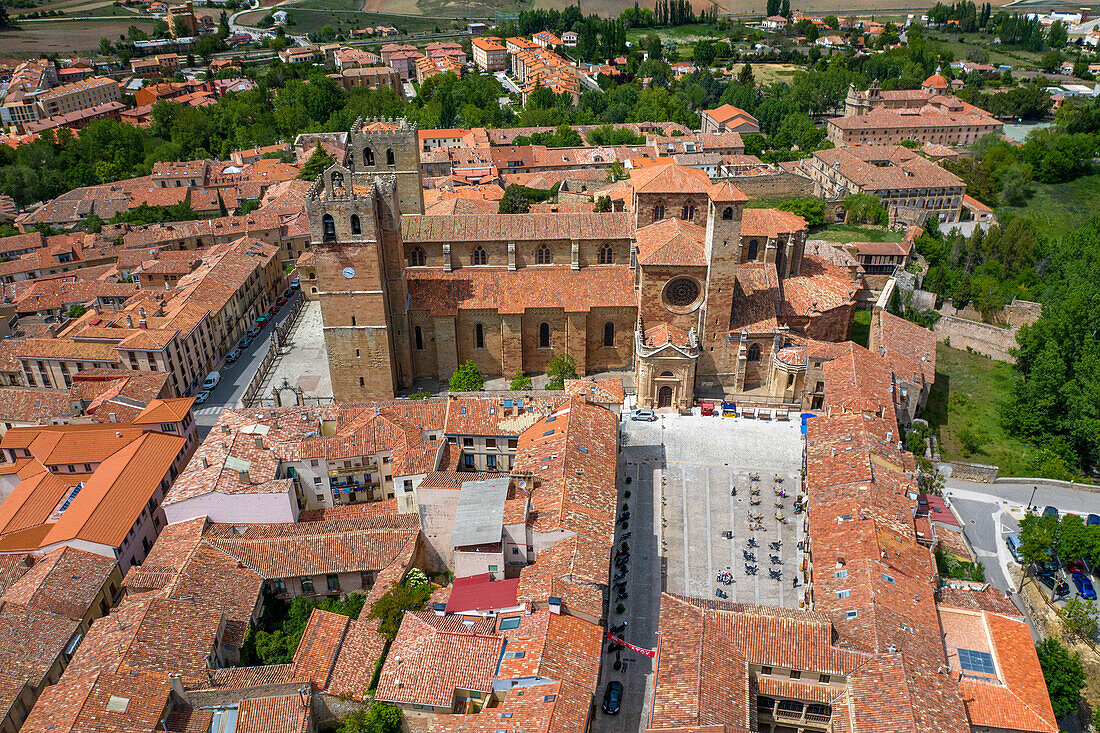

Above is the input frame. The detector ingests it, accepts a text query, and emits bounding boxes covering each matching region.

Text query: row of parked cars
[193,285,297,405]
[1006,507,1099,601]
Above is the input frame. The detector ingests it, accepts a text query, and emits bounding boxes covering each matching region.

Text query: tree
[738,62,754,87]
[843,192,887,225]
[99,37,113,55]
[1036,637,1085,718]
[546,353,578,390]
[218,9,230,38]
[82,213,104,233]
[823,14,839,28]
[509,371,532,390]
[780,0,789,18]
[594,195,612,212]
[1058,596,1099,639]
[1047,19,1067,49]
[172,15,190,37]
[337,704,403,733]
[66,304,87,319]
[766,0,780,17]
[1040,49,1063,73]
[367,577,432,642]
[449,360,484,392]
[1017,512,1060,565]
[296,143,334,181]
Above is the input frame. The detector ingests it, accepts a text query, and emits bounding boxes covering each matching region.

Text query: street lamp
[1027,485,1038,513]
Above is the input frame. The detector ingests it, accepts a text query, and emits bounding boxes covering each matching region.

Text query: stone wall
[715,170,815,199]
[933,316,1019,363]
[948,460,999,483]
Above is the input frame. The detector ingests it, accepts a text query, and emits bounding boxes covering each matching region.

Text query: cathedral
[306,118,858,410]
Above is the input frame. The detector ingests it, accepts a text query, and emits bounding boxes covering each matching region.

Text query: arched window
[414,326,423,350]
[350,214,361,235]
[359,377,365,387]
[536,245,552,265]
[330,171,344,192]
[598,243,614,264]
[351,315,356,326]
[659,370,674,377]
[321,214,335,241]
[364,147,375,166]
[747,343,761,361]
[603,321,615,347]
[747,239,759,261]
[409,247,425,267]
[653,202,665,221]
[722,207,734,220]
[475,323,485,349]
[539,322,551,348]
[386,148,395,166]
[472,246,487,265]
[682,204,695,220]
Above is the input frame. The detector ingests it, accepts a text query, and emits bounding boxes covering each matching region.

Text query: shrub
[449,360,484,392]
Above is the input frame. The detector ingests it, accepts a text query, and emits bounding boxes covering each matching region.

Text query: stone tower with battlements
[347,116,424,217]
[305,161,412,400]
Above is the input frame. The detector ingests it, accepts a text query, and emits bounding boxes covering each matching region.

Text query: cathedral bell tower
[698,181,748,384]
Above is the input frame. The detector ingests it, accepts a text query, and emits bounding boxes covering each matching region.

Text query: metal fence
[240,295,307,409]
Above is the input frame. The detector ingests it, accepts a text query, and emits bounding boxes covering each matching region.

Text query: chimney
[201,456,209,468]
[238,469,250,483]
[125,315,133,328]
[253,436,263,449]
[433,602,446,617]
[168,673,185,699]
[108,412,118,423]
[548,596,562,614]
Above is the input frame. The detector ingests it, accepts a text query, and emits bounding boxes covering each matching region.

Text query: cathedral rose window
[664,277,700,308]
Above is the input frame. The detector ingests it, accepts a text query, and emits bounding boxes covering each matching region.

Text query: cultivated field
[0,17,157,56]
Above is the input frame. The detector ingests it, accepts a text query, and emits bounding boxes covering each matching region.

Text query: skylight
[958,648,995,675]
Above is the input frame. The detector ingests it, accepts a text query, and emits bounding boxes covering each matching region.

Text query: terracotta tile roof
[0,388,76,424]
[131,397,195,424]
[728,263,779,333]
[0,601,81,689]
[706,180,749,202]
[821,342,897,421]
[813,146,965,192]
[704,104,759,127]
[780,255,859,320]
[235,694,311,733]
[869,308,936,387]
[402,213,634,243]
[635,218,707,266]
[1,546,115,620]
[0,555,31,596]
[21,669,172,733]
[642,322,692,349]
[375,612,504,708]
[563,378,625,406]
[407,265,635,316]
[629,162,712,195]
[291,608,349,691]
[202,664,295,689]
[740,208,806,239]
[64,594,224,686]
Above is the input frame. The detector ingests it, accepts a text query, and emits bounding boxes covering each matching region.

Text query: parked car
[1066,559,1086,575]
[226,348,242,364]
[1005,534,1022,563]
[1072,573,1097,600]
[1043,506,1059,519]
[267,304,279,315]
[195,390,211,405]
[257,313,272,325]
[247,326,262,338]
[1087,514,1100,526]
[276,295,289,306]
[290,276,300,290]
[630,409,657,422]
[700,401,716,416]
[602,681,623,715]
[1036,571,1069,599]
[239,336,254,349]
[202,371,220,390]
[282,287,293,299]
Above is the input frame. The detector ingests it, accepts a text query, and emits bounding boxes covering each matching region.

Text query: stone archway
[272,377,304,407]
[657,385,674,408]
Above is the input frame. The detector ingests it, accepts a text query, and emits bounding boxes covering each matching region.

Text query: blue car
[1087,514,1100,526]
[1072,573,1097,600]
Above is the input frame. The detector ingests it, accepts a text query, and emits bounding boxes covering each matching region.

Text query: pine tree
[780,0,790,19]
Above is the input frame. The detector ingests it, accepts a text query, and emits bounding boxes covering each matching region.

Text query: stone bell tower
[347,116,424,217]
[698,180,748,386]
[305,163,411,400]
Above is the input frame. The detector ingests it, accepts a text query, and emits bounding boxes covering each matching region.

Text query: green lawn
[924,33,1041,68]
[1000,173,1100,242]
[852,309,871,348]
[810,223,903,243]
[924,343,1045,476]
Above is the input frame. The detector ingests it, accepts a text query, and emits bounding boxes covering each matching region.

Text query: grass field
[0,17,157,55]
[924,33,1042,68]
[922,343,1052,476]
[1000,173,1100,242]
[810,223,903,243]
[852,309,872,348]
[245,3,445,33]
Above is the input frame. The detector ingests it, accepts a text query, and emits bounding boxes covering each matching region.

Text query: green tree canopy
[449,361,485,392]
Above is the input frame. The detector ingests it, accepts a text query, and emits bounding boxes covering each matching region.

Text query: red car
[267,304,279,315]
[276,296,288,307]
[700,401,716,416]
[1067,559,1087,574]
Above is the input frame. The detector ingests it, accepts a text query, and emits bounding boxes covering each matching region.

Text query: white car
[195,390,212,405]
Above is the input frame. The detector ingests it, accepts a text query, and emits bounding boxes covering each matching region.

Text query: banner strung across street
[604,631,656,657]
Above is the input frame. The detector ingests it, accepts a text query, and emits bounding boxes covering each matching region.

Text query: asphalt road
[192,289,301,438]
[943,477,1100,595]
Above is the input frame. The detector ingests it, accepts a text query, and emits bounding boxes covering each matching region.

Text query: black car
[602,680,623,715]
[1036,571,1069,598]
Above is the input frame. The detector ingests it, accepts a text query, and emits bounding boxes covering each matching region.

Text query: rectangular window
[463,437,473,447]
[789,670,801,680]
[836,589,850,599]
[834,569,848,579]
[820,674,831,684]
[327,574,340,592]
[512,547,519,554]
[313,476,322,485]
[464,455,475,469]
[487,455,497,469]
[485,438,496,448]
[488,565,498,573]
[272,578,286,594]
[498,616,522,631]
[845,610,858,620]
[761,666,772,675]
[301,577,315,595]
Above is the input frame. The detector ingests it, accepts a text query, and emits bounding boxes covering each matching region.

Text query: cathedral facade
[307,118,858,408]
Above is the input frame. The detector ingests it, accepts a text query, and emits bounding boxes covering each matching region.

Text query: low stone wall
[995,476,1100,494]
[948,460,999,483]
[716,170,815,198]
[933,315,1019,363]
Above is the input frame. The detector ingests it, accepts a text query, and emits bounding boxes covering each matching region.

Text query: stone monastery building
[308,118,858,410]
